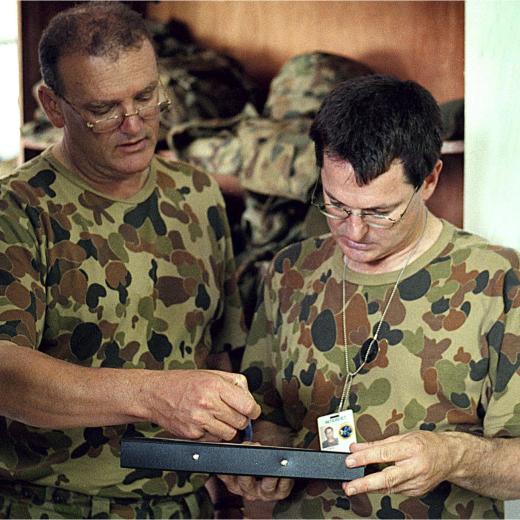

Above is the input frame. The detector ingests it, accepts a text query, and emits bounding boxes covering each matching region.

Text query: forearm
[444,431,520,500]
[0,340,151,428]
[0,341,260,441]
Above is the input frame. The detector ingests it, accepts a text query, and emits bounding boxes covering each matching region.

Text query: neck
[53,142,149,199]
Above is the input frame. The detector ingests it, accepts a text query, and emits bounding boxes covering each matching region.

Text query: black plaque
[121,437,364,481]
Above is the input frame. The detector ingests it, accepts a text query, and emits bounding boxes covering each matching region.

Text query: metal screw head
[280,458,288,466]
[192,453,200,461]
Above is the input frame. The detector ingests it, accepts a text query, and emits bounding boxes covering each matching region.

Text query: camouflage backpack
[159,48,262,129]
[165,103,259,176]
[263,51,373,120]
[167,51,374,200]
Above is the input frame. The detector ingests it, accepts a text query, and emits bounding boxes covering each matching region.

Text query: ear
[421,159,443,202]
[37,84,65,128]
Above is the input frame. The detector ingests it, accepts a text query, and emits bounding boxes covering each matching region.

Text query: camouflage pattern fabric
[242,221,520,518]
[130,18,262,130]
[167,109,318,202]
[263,52,373,120]
[158,48,261,128]
[0,481,212,519]
[0,147,246,512]
[166,103,259,177]
[237,117,317,201]
[167,51,375,201]
[165,51,373,329]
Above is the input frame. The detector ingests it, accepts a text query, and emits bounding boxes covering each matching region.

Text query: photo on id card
[317,409,357,453]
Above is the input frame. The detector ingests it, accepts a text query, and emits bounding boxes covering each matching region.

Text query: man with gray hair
[0,3,259,517]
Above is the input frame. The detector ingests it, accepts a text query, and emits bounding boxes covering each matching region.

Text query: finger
[220,380,261,419]
[343,465,405,496]
[261,477,294,500]
[349,434,404,453]
[197,432,222,443]
[198,417,238,442]
[213,403,251,430]
[346,439,409,467]
[220,474,266,501]
[259,477,279,494]
[233,475,264,499]
[278,477,295,495]
[217,474,237,486]
[217,474,244,496]
[233,373,249,391]
[216,371,248,390]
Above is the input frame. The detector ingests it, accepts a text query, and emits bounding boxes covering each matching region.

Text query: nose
[118,109,145,135]
[339,215,369,241]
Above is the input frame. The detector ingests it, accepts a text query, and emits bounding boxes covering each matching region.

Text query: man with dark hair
[220,75,520,518]
[321,426,339,449]
[0,2,259,517]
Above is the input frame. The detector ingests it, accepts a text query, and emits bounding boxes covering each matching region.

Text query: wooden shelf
[441,140,464,155]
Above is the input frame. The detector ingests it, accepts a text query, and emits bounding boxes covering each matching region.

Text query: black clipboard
[121,437,364,481]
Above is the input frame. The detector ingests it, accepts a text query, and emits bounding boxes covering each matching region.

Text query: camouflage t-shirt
[242,221,520,518]
[0,148,246,499]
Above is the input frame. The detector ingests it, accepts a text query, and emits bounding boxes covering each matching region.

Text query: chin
[341,245,379,265]
[114,149,155,175]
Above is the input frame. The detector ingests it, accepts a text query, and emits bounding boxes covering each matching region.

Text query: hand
[218,473,294,502]
[147,370,261,442]
[343,431,457,497]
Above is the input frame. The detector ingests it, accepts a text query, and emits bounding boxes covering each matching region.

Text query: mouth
[339,237,372,251]
[117,137,148,152]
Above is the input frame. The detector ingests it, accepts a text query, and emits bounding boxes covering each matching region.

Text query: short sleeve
[0,189,47,348]
[483,263,520,437]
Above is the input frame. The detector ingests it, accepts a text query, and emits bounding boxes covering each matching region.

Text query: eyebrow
[84,80,159,110]
[323,188,397,212]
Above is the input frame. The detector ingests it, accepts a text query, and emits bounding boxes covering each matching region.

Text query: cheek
[150,121,161,141]
[326,218,342,234]
[92,134,116,156]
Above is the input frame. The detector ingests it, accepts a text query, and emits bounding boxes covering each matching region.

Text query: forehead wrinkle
[58,40,158,101]
[84,79,158,108]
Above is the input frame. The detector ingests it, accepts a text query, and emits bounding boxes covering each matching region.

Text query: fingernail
[346,457,355,467]
[347,486,356,496]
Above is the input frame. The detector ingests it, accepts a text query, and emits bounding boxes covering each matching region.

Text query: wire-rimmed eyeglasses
[57,81,171,133]
[310,178,420,229]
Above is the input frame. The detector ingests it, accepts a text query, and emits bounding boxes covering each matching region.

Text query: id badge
[317,409,357,453]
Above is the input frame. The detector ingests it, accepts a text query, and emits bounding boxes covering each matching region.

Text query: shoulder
[446,224,520,270]
[1,152,53,187]
[152,155,223,201]
[269,233,336,277]
[0,152,59,210]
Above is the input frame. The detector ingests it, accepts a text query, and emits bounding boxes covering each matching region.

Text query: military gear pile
[167,52,373,325]
[263,51,372,120]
